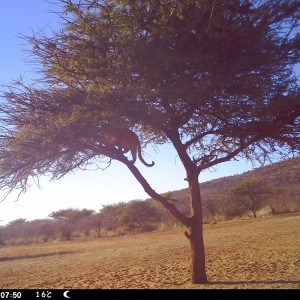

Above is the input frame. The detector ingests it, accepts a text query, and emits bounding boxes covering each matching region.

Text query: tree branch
[197,136,260,172]
[119,157,191,227]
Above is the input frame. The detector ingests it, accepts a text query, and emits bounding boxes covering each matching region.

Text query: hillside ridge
[170,156,300,200]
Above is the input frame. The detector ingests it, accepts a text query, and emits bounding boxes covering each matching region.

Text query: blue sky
[0,0,292,225]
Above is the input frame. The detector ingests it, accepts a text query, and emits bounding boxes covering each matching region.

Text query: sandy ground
[0,213,299,289]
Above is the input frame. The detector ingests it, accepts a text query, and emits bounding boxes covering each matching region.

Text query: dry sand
[0,213,299,289]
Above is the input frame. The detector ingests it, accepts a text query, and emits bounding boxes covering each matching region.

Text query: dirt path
[0,214,299,289]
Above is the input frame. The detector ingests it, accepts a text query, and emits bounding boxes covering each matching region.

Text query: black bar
[0,289,298,300]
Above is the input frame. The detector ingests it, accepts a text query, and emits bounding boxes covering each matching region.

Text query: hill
[172,156,300,196]
[167,156,300,220]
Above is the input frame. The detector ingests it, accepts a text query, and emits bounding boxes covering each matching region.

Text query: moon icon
[63,290,71,299]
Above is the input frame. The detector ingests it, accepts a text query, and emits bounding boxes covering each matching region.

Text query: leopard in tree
[100,127,154,167]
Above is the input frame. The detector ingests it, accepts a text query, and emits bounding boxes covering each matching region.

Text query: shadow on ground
[0,251,75,262]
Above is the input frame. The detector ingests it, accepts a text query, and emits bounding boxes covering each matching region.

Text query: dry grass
[0,213,299,289]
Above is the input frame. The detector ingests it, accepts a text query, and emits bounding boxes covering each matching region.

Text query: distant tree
[49,208,94,223]
[37,220,57,242]
[0,0,299,283]
[2,219,28,243]
[100,203,127,233]
[267,186,298,214]
[90,212,103,238]
[49,208,94,239]
[59,223,73,240]
[68,209,95,224]
[0,227,5,246]
[49,209,75,221]
[201,189,221,220]
[229,179,267,218]
[8,218,27,227]
[118,200,160,231]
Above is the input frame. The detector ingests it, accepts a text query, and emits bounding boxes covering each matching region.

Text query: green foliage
[49,208,94,223]
[117,200,160,231]
[100,202,127,231]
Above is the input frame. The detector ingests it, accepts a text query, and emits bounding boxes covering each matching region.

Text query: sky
[0,0,293,225]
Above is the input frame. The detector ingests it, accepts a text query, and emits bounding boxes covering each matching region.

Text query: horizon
[1,155,294,226]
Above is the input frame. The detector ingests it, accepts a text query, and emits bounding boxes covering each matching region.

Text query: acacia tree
[0,0,299,284]
[117,200,161,231]
[229,179,266,218]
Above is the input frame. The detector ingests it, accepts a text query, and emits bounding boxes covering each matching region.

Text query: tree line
[1,156,299,246]
[0,200,164,246]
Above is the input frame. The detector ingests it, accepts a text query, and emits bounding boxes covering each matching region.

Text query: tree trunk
[123,156,207,283]
[250,198,257,218]
[187,175,208,284]
[269,204,276,215]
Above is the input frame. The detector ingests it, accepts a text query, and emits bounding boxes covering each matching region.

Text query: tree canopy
[0,0,299,284]
[1,0,299,192]
[228,178,266,218]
